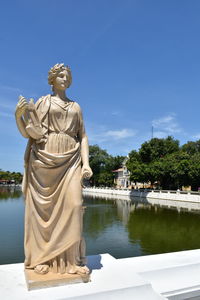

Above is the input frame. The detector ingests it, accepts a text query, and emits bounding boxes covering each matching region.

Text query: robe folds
[23,95,84,269]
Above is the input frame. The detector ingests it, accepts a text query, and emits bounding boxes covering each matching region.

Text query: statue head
[48,63,72,89]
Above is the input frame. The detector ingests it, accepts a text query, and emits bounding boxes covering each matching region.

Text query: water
[0,186,24,264]
[1,187,200,265]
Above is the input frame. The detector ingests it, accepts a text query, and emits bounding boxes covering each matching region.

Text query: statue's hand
[15,95,29,119]
[28,98,35,112]
[81,164,93,180]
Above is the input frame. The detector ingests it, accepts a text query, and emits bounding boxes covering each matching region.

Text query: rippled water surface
[1,186,200,265]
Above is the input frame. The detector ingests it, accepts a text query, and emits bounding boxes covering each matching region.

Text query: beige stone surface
[24,269,90,290]
[15,63,93,281]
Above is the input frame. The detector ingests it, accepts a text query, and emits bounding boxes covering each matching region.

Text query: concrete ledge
[117,249,200,299]
[0,253,164,300]
[1,250,200,299]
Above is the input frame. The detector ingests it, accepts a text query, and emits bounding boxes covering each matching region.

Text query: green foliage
[89,145,125,186]
[160,151,191,189]
[181,140,200,155]
[0,169,23,184]
[127,136,200,190]
[188,153,200,190]
[90,137,200,190]
[126,150,145,183]
[139,136,179,163]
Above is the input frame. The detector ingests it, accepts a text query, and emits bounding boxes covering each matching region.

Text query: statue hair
[48,63,72,88]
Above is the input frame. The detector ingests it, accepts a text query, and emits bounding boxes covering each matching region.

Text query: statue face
[53,70,69,91]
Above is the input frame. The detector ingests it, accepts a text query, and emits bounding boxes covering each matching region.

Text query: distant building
[113,157,131,188]
[112,157,151,189]
[0,179,15,185]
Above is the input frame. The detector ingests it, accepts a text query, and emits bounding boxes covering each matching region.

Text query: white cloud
[0,85,21,93]
[111,111,121,116]
[1,112,14,118]
[153,131,167,138]
[152,113,181,137]
[86,123,139,156]
[0,103,15,110]
[105,129,136,140]
[192,134,200,140]
[86,122,137,144]
[152,115,173,127]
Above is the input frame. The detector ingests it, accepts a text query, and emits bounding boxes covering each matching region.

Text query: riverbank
[83,187,200,212]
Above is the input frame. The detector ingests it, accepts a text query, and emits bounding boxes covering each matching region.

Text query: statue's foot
[81,265,90,274]
[67,265,90,275]
[34,264,49,275]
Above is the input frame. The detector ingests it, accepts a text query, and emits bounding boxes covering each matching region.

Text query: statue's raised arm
[15,96,44,140]
[15,95,30,138]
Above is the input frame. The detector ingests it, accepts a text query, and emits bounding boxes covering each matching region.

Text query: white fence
[83,187,200,211]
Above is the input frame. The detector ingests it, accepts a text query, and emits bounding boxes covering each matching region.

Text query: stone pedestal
[24,269,90,290]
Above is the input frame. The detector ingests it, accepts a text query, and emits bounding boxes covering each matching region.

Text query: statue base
[24,269,90,291]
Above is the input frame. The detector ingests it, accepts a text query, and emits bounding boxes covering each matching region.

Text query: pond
[1,186,200,265]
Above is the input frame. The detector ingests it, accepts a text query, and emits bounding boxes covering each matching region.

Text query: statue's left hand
[15,95,29,119]
[81,164,93,180]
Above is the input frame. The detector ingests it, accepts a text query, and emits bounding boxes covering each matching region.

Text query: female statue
[15,63,92,275]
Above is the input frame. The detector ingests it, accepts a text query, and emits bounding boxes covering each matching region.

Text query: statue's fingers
[87,171,93,179]
[84,171,90,179]
[19,95,26,100]
[20,98,28,106]
[18,103,26,110]
[21,99,28,105]
[29,98,34,104]
[18,100,26,107]
[19,101,28,108]
[18,96,26,102]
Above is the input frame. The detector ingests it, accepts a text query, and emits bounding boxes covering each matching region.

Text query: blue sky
[1,0,200,172]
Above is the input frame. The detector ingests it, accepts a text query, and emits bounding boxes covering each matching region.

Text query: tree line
[0,169,23,184]
[89,137,200,190]
[126,136,200,190]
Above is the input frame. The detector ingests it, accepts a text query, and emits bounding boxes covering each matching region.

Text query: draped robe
[23,95,84,270]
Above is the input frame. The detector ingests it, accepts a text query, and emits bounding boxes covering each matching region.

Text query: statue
[15,64,93,277]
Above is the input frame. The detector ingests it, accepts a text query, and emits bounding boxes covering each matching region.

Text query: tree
[127,137,180,188]
[139,136,179,163]
[160,152,190,189]
[182,140,200,155]
[126,150,146,183]
[89,145,110,186]
[188,153,200,190]
[98,172,114,187]
[104,155,125,173]
[89,145,125,186]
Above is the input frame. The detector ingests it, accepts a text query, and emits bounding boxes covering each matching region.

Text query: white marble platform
[1,250,200,299]
[117,249,200,299]
[0,254,164,300]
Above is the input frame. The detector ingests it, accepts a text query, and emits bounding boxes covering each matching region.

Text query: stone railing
[83,187,200,204]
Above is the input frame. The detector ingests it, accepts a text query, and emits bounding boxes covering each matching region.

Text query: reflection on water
[127,204,200,255]
[0,186,22,200]
[1,187,200,265]
[83,194,200,258]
